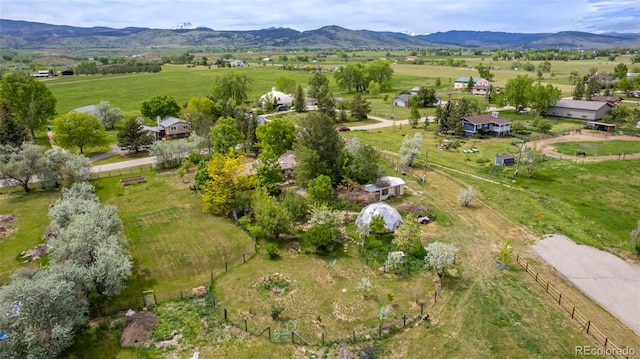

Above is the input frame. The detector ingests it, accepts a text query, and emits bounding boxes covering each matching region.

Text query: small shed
[495,154,516,166]
[360,176,405,203]
[585,121,616,132]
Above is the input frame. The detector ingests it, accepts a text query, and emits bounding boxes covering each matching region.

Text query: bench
[120,176,147,186]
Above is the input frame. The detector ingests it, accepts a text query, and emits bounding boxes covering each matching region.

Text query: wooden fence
[515,254,632,359]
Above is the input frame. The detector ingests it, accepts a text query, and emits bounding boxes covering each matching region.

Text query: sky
[2,0,640,34]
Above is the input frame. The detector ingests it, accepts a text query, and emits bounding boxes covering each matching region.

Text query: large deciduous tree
[275,75,297,94]
[210,71,253,105]
[306,174,334,204]
[343,136,381,184]
[53,112,107,153]
[528,82,562,114]
[210,116,242,154]
[252,187,291,238]
[200,154,257,215]
[94,100,123,129]
[117,117,153,152]
[42,147,91,188]
[501,75,534,111]
[334,63,367,93]
[181,97,220,137]
[140,95,181,119]
[0,72,57,139]
[366,60,394,91]
[255,117,295,157]
[0,101,28,147]
[0,142,48,192]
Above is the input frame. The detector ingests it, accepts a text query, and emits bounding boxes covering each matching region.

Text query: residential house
[142,116,191,140]
[586,73,614,87]
[546,99,612,121]
[360,176,406,203]
[592,95,622,107]
[454,77,488,90]
[404,56,418,62]
[230,59,245,67]
[462,112,512,136]
[259,87,293,108]
[410,87,421,96]
[472,84,490,97]
[392,94,411,107]
[278,150,296,179]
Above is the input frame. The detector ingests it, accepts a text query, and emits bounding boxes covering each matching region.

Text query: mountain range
[2,19,640,50]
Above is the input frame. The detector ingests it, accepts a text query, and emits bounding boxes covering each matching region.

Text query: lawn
[552,140,640,156]
[90,169,255,306]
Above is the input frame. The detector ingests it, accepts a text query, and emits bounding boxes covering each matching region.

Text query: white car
[518,109,529,114]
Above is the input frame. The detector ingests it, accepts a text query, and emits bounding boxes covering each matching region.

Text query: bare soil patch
[0,214,17,238]
[120,311,159,347]
[24,244,49,260]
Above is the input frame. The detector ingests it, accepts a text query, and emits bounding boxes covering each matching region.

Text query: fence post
[225,262,228,271]
[571,307,575,319]
[244,319,248,332]
[558,294,562,305]
[545,283,549,293]
[421,303,424,315]
[210,271,213,283]
[535,272,538,282]
[224,308,227,320]
[291,331,295,344]
[434,290,437,303]
[322,332,325,346]
[353,330,355,342]
[180,290,183,299]
[403,314,407,327]
[243,253,246,263]
[378,324,382,338]
[586,321,591,334]
[604,337,608,347]
[516,253,520,263]
[268,327,271,341]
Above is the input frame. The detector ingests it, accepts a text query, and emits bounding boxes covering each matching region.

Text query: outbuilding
[546,99,612,121]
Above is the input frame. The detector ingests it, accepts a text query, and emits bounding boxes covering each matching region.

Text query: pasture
[552,140,640,156]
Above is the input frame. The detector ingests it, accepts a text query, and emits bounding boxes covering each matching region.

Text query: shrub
[265,242,280,259]
[270,305,285,320]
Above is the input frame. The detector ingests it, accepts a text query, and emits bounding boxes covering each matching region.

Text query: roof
[278,150,296,170]
[70,105,98,114]
[410,86,421,92]
[550,99,611,111]
[463,114,511,125]
[592,96,622,103]
[393,94,411,102]
[455,77,485,83]
[159,116,186,127]
[497,154,515,160]
[362,176,406,193]
[355,202,403,232]
[142,125,162,133]
[259,87,293,105]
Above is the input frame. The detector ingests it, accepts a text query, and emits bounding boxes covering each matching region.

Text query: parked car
[518,109,529,114]
[336,126,351,132]
[277,104,288,111]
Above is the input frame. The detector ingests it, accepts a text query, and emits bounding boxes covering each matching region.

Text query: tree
[369,215,387,237]
[528,82,562,114]
[275,76,297,94]
[94,100,123,129]
[334,63,366,93]
[117,118,153,152]
[409,103,420,128]
[586,77,600,100]
[467,76,475,92]
[411,87,437,108]
[392,214,423,256]
[0,102,28,148]
[256,117,295,157]
[308,72,335,120]
[201,154,257,215]
[294,84,306,112]
[42,147,91,187]
[307,174,334,204]
[613,63,628,80]
[572,79,586,100]
[0,142,48,192]
[349,93,371,120]
[53,112,107,153]
[150,137,196,169]
[602,105,631,127]
[280,190,308,222]
[303,225,339,253]
[424,241,458,282]
[294,112,343,186]
[368,80,380,96]
[0,72,57,139]
[252,187,291,238]
[502,75,534,111]
[399,133,422,166]
[210,71,253,105]
[476,63,494,81]
[343,137,381,184]
[457,185,477,207]
[210,116,242,154]
[140,95,180,119]
[0,266,87,359]
[181,97,220,137]
[366,60,394,91]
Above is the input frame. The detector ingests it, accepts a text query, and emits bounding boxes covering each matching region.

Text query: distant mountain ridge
[2,19,640,49]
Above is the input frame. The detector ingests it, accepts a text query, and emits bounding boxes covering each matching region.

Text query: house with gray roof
[142,116,191,140]
[392,94,411,107]
[69,105,98,115]
[462,112,511,136]
[546,99,612,121]
[360,176,406,203]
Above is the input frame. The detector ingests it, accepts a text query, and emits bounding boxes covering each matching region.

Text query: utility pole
[514,141,525,178]
[423,150,428,182]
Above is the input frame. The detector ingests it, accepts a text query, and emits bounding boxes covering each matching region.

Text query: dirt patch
[155,331,182,348]
[120,311,159,347]
[0,214,17,238]
[397,203,432,214]
[191,286,207,296]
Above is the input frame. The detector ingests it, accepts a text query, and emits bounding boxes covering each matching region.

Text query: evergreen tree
[349,93,371,120]
[294,84,306,112]
[0,102,28,148]
[572,79,585,100]
[117,118,153,152]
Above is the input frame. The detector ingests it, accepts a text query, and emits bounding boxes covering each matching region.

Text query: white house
[454,77,488,89]
[259,87,294,108]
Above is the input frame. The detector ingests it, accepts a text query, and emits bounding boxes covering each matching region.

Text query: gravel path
[532,234,640,335]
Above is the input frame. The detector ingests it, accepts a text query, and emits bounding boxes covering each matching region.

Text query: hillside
[2,19,640,49]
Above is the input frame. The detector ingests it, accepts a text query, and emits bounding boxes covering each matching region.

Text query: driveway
[532,234,640,335]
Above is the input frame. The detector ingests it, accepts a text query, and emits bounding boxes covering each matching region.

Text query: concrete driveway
[532,234,640,335]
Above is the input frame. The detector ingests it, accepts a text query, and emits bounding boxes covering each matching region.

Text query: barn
[546,99,612,121]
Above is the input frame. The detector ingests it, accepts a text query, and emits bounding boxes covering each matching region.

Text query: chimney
[492,111,499,118]
[156,116,161,125]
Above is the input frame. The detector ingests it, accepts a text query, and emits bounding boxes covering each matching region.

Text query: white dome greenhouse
[355,202,403,233]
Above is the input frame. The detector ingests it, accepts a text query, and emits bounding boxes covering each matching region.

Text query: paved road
[532,234,640,335]
[89,156,156,173]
